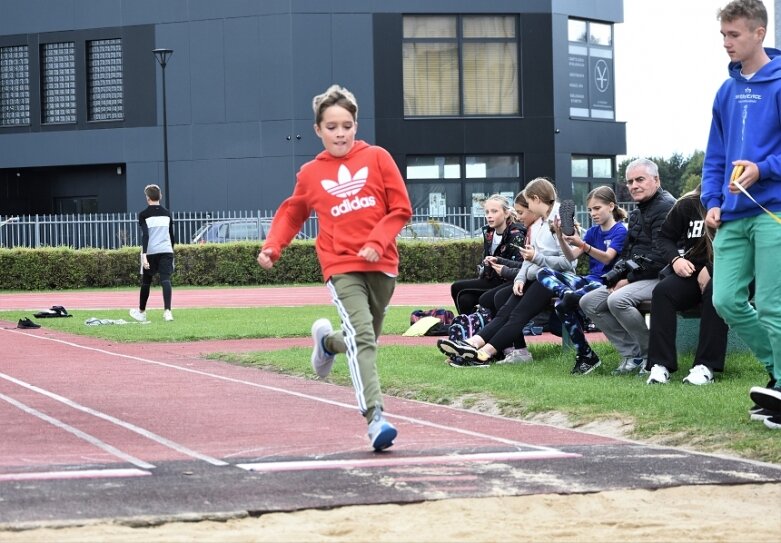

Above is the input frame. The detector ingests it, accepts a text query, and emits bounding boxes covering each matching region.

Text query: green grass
[2,306,777,464]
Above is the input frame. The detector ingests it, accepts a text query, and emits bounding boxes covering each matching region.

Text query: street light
[153,48,173,210]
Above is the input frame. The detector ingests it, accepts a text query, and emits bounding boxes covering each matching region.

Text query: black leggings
[476,280,552,352]
[139,272,172,311]
[647,274,727,372]
[450,277,502,314]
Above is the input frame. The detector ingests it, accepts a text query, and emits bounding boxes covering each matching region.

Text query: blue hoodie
[702,48,781,221]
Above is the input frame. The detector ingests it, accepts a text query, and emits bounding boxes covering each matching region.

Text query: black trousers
[647,274,728,373]
[476,280,552,352]
[450,277,502,314]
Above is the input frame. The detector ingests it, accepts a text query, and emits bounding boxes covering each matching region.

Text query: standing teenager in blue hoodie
[701,0,781,428]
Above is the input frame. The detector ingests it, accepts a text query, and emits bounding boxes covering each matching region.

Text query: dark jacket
[621,188,676,282]
[659,193,713,275]
[479,222,525,282]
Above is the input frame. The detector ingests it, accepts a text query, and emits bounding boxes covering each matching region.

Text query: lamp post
[153,48,173,210]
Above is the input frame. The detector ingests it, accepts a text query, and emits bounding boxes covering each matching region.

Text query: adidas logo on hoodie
[321,164,376,217]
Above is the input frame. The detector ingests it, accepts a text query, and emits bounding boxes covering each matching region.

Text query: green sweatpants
[712,213,781,381]
[324,272,396,423]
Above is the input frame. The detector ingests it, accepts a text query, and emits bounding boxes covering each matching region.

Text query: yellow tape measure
[730,165,781,225]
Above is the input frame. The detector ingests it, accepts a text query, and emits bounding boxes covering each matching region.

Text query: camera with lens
[601,255,652,287]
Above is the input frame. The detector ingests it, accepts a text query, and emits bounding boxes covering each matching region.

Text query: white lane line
[238,450,579,473]
[0,468,150,482]
[2,330,566,455]
[0,372,228,467]
[0,392,155,470]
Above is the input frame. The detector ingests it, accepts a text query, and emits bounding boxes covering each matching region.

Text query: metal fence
[0,203,635,250]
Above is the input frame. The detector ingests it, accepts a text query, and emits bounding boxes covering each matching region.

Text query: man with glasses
[580,158,676,375]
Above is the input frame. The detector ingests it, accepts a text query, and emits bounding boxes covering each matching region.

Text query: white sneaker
[497,348,533,365]
[129,308,147,322]
[311,318,336,378]
[646,364,670,385]
[163,310,174,322]
[368,410,397,451]
[682,364,714,385]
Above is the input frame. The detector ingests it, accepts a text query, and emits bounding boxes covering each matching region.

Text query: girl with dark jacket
[645,185,729,385]
[450,194,525,315]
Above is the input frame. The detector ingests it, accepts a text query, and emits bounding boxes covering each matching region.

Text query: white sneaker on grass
[682,364,714,385]
[129,308,147,322]
[646,364,670,385]
[497,348,533,365]
[311,318,336,378]
[163,310,174,322]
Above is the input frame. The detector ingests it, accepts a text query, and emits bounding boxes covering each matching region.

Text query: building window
[0,45,30,126]
[567,19,614,120]
[87,38,123,121]
[406,154,521,216]
[41,42,76,124]
[403,15,519,117]
[571,155,615,205]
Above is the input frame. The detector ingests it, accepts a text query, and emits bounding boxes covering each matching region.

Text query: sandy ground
[2,484,779,543]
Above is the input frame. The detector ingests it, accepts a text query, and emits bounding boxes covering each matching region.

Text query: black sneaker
[749,385,781,413]
[559,199,576,236]
[17,318,41,329]
[764,415,781,430]
[571,352,601,375]
[750,407,778,421]
[437,338,479,360]
[449,356,490,368]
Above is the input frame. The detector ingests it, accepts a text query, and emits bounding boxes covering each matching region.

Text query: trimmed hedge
[0,241,589,290]
[0,240,486,290]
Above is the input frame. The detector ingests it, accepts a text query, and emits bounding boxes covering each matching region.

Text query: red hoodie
[262,140,412,281]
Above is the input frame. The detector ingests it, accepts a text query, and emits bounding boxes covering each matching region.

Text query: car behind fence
[0,205,630,249]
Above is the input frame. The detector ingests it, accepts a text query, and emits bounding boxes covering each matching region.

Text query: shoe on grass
[612,357,644,375]
[763,415,781,430]
[129,308,147,322]
[368,410,397,451]
[571,352,601,375]
[749,385,781,414]
[163,309,174,322]
[310,318,336,378]
[750,407,779,422]
[437,338,479,360]
[497,348,533,365]
[449,356,490,368]
[646,364,670,385]
[682,364,714,385]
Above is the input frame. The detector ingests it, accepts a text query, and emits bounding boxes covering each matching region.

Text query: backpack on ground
[409,308,455,327]
[448,307,493,342]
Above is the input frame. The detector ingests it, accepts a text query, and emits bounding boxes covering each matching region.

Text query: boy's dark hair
[719,0,768,29]
[144,184,161,202]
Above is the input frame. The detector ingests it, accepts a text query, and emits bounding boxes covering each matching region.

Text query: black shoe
[437,338,479,360]
[571,352,601,375]
[559,199,576,236]
[17,318,41,329]
[749,385,781,413]
[750,407,779,421]
[764,415,781,430]
[449,356,490,368]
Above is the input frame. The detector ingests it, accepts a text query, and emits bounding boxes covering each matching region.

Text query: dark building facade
[0,0,624,216]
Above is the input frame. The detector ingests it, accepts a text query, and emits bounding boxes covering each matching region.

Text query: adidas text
[331,195,377,217]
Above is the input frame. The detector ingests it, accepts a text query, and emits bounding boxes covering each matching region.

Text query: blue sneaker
[368,411,397,451]
[310,319,336,378]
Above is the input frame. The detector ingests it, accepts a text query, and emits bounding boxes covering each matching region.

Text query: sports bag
[409,308,455,326]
